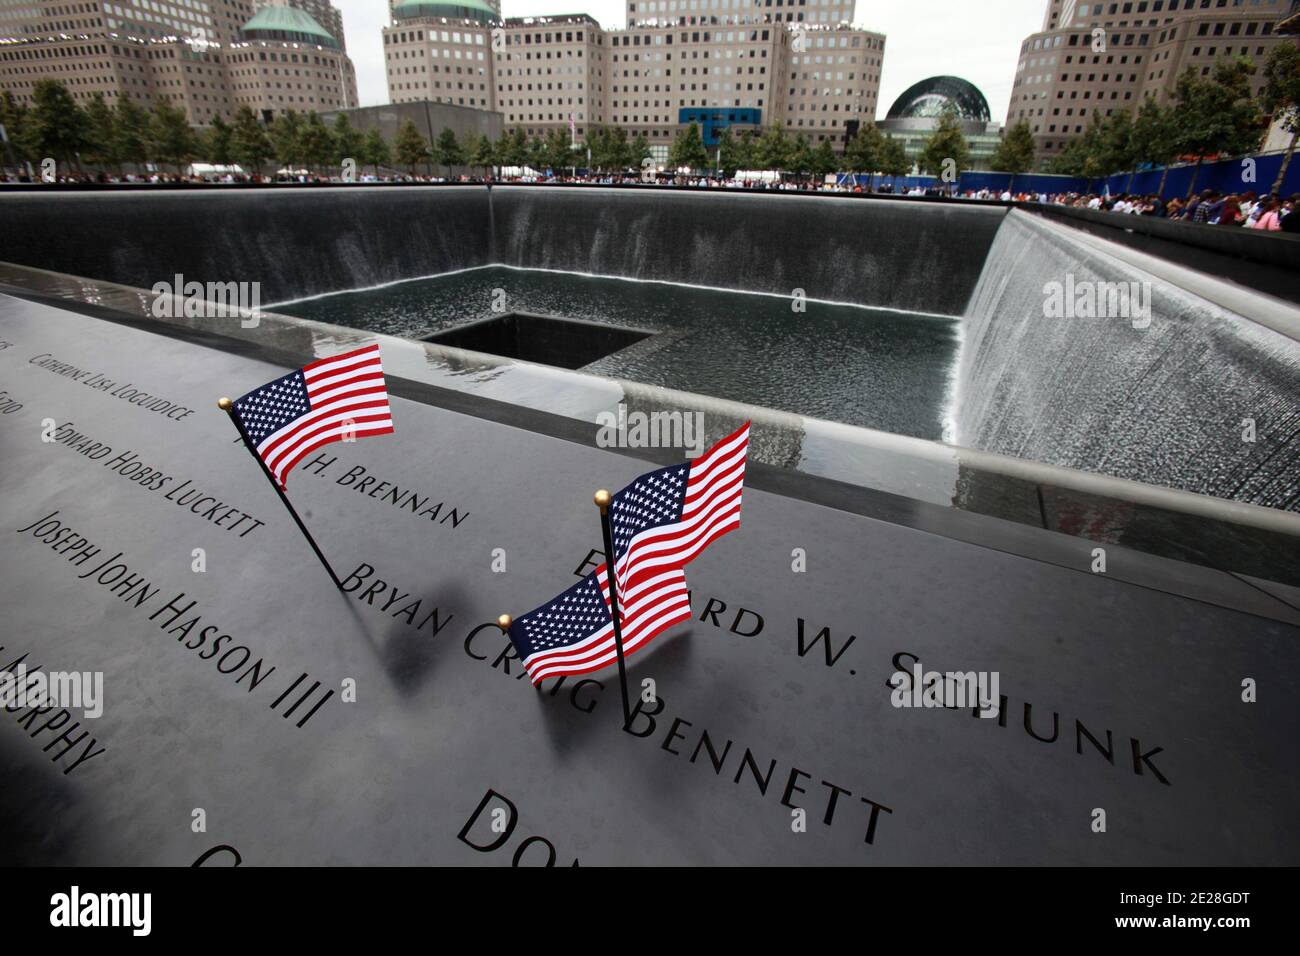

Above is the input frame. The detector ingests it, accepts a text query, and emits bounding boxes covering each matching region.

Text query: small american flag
[231,343,394,488]
[507,421,750,685]
[608,421,750,597]
[509,566,690,685]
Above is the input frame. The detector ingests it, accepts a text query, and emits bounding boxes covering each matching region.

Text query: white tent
[186,163,245,177]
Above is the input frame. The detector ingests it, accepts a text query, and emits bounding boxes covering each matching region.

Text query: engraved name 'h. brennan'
[298,452,469,528]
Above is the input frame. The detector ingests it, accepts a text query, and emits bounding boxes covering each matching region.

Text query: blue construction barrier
[834,171,1090,194]
[957,171,1090,194]
[1100,151,1300,198]
[830,150,1298,200]
[832,173,958,192]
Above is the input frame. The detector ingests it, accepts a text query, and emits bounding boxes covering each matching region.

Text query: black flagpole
[595,488,633,728]
[218,397,344,590]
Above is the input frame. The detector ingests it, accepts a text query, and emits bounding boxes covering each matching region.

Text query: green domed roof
[242,5,340,48]
[393,0,497,25]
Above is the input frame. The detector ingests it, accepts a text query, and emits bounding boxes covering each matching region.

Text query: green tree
[629,132,651,168]
[843,121,884,186]
[606,126,629,170]
[1131,98,1179,195]
[1047,112,1108,185]
[0,91,33,170]
[1170,57,1264,196]
[297,110,332,171]
[579,126,604,168]
[28,79,88,174]
[541,128,571,171]
[1099,109,1139,190]
[498,127,529,167]
[487,132,505,169]
[787,134,815,180]
[524,135,548,171]
[753,123,792,172]
[990,119,1036,191]
[434,126,465,177]
[669,121,708,170]
[1077,114,1111,181]
[204,115,234,167]
[113,95,151,173]
[610,126,636,169]
[393,119,429,175]
[269,109,304,172]
[81,94,118,172]
[332,112,363,169]
[878,134,910,180]
[467,132,495,177]
[588,125,631,171]
[918,103,972,183]
[810,137,840,179]
[1046,136,1083,176]
[148,97,197,174]
[230,105,271,176]
[299,112,334,173]
[716,128,750,176]
[1261,43,1300,196]
[361,127,390,177]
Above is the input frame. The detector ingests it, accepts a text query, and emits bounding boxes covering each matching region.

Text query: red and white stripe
[522,566,691,685]
[520,421,751,685]
[612,421,750,595]
[259,343,394,487]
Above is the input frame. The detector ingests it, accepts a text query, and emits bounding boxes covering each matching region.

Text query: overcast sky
[333,0,1047,122]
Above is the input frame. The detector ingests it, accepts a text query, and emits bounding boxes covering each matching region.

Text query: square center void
[421,312,652,369]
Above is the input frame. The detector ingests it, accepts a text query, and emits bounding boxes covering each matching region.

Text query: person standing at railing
[1216,195,1243,226]
[1250,199,1283,231]
[1281,197,1300,233]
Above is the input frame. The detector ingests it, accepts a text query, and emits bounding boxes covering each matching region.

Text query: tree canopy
[669,121,709,170]
[918,103,972,179]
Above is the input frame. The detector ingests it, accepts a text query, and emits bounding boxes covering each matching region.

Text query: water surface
[278,266,960,441]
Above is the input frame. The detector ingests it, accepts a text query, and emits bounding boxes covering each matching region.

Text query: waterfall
[0,187,1005,314]
[956,210,1300,510]
[490,188,1005,315]
[0,187,494,305]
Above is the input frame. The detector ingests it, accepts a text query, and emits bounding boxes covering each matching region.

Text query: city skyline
[3,0,1291,164]
[333,0,1047,118]
[379,4,888,153]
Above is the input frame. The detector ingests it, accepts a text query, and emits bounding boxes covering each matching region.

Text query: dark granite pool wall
[0,185,1007,314]
[0,186,493,305]
[488,186,1007,315]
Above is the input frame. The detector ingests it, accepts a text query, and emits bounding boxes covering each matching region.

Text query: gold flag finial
[594,489,611,514]
[496,614,513,632]
[217,397,232,411]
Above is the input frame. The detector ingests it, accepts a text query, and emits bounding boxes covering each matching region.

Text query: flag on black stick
[499,421,751,724]
[218,343,395,588]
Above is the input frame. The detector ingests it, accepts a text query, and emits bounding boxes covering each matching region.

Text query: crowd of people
[1029,188,1300,232]
[0,167,909,191]
[6,166,1299,233]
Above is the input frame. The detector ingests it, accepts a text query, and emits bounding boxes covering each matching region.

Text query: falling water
[956,210,1300,510]
[0,187,1006,315]
[489,187,1004,315]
